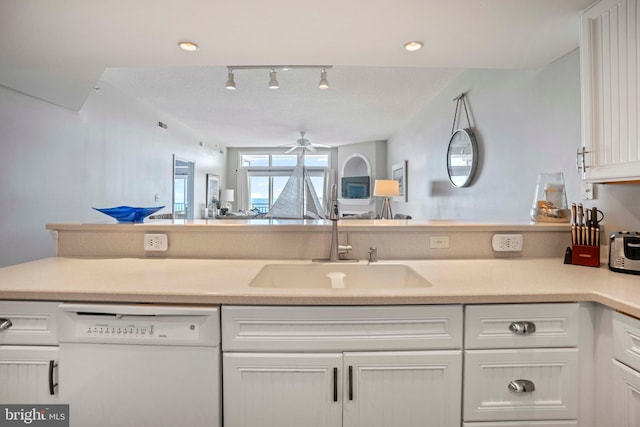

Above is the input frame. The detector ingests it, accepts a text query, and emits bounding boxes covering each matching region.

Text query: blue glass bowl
[92,206,164,223]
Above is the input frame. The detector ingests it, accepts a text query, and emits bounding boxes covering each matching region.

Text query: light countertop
[0,257,639,316]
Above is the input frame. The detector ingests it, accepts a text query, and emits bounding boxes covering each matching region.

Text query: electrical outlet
[582,182,595,200]
[144,234,168,251]
[429,236,450,249]
[492,234,523,252]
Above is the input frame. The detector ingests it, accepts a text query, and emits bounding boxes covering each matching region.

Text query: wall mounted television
[341,176,370,199]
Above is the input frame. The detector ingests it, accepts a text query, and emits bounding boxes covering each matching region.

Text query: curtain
[236,167,249,211]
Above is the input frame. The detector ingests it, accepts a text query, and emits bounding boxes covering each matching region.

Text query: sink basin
[249,263,432,289]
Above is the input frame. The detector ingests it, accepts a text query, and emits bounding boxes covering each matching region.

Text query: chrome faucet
[328,184,340,261]
[313,184,355,263]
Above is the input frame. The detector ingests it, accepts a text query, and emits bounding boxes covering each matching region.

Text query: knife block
[571,244,600,267]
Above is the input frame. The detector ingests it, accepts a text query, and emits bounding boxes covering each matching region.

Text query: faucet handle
[338,245,353,254]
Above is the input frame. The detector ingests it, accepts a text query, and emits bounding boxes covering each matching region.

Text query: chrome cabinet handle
[509,321,536,335]
[576,147,582,172]
[508,379,535,393]
[0,318,12,330]
[576,147,589,175]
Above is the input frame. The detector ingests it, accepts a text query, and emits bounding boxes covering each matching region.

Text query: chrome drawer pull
[508,379,535,393]
[0,319,12,330]
[509,321,536,335]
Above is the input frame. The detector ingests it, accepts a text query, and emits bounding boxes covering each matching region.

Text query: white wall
[388,49,640,233]
[0,82,225,267]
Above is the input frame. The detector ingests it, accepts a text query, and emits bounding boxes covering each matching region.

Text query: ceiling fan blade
[307,145,317,152]
[285,146,299,153]
[312,144,331,148]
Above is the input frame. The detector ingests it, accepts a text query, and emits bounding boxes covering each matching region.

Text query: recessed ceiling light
[404,41,423,52]
[178,41,199,52]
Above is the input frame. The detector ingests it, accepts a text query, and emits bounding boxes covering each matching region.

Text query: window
[240,152,331,213]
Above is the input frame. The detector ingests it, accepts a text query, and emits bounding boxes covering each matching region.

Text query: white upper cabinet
[580,0,640,182]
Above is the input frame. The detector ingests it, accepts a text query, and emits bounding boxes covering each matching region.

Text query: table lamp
[373,180,400,219]
[220,189,235,211]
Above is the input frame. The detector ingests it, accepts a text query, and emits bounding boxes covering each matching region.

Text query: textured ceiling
[0,0,594,147]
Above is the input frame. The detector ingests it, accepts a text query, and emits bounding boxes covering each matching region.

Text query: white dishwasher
[57,303,220,427]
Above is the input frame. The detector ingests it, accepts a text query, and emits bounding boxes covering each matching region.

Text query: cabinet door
[581,0,640,182]
[223,352,342,427]
[613,359,640,427]
[0,346,59,403]
[343,350,462,427]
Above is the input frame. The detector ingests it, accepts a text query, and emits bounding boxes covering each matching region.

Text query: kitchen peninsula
[2,220,639,427]
[0,219,633,317]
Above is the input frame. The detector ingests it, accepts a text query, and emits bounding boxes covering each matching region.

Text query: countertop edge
[46,220,571,233]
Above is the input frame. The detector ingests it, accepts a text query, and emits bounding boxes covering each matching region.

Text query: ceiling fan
[283,131,330,153]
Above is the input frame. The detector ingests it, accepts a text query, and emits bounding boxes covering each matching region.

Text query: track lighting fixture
[268,69,279,89]
[318,68,329,90]
[224,65,332,90]
[225,70,236,90]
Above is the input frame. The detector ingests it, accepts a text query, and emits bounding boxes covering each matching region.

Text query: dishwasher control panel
[76,319,199,341]
[57,304,221,347]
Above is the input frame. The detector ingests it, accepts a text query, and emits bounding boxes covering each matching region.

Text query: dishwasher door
[57,304,220,427]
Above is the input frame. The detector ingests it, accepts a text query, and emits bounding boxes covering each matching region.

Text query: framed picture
[392,161,408,202]
[206,174,220,208]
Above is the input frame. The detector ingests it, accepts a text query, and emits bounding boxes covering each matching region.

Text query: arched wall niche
[341,153,371,178]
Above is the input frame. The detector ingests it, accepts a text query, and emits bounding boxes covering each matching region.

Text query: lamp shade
[373,180,400,197]
[221,189,235,202]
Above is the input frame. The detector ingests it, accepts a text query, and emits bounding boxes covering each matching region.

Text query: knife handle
[577,203,584,226]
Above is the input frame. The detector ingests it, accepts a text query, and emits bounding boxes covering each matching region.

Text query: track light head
[268,69,279,89]
[224,65,332,90]
[225,70,236,90]
[318,68,329,90]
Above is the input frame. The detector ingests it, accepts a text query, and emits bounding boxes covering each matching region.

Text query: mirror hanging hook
[450,92,472,135]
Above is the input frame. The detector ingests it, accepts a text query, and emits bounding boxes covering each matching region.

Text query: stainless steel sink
[249,263,432,289]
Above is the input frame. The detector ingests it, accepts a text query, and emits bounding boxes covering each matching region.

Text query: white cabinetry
[580,0,640,182]
[222,305,463,427]
[223,353,342,427]
[342,351,461,427]
[0,301,60,403]
[612,311,640,426]
[463,304,581,426]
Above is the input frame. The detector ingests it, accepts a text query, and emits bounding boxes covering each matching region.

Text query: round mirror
[447,128,478,188]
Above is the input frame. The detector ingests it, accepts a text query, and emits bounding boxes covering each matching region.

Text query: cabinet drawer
[463,422,578,426]
[0,301,60,345]
[464,348,579,422]
[465,304,580,349]
[613,311,640,372]
[222,305,463,351]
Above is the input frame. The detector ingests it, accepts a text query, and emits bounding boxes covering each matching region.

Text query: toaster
[609,232,640,275]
